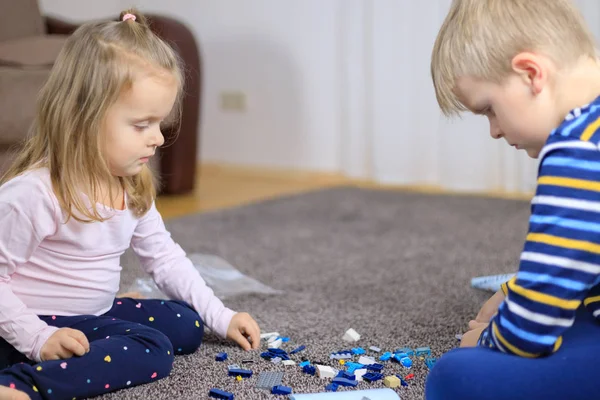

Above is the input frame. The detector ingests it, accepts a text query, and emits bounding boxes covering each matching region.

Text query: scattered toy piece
[354,368,368,382]
[227,364,240,370]
[272,385,292,395]
[369,346,381,353]
[317,365,336,379]
[282,360,296,366]
[342,328,361,342]
[415,347,431,357]
[215,352,227,362]
[400,357,413,368]
[290,345,306,355]
[256,371,284,390]
[325,383,339,392]
[366,363,384,372]
[209,388,234,400]
[260,332,279,340]
[395,347,415,357]
[352,347,366,355]
[358,356,376,365]
[384,375,400,388]
[236,376,242,381]
[363,372,384,383]
[332,377,358,387]
[228,368,252,379]
[405,373,415,380]
[303,365,316,375]
[242,360,254,364]
[299,361,311,368]
[270,339,283,349]
[425,356,438,369]
[379,352,392,362]
[339,360,346,365]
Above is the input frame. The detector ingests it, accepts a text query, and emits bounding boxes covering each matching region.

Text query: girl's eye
[134,125,149,131]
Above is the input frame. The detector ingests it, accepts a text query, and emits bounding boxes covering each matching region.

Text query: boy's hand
[40,328,90,361]
[460,323,488,348]
[226,312,261,351]
[475,289,505,323]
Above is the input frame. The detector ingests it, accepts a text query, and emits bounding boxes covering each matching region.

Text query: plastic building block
[332,377,358,387]
[358,356,376,365]
[228,368,252,378]
[271,357,282,364]
[352,347,366,355]
[317,365,336,379]
[215,352,228,362]
[280,337,291,342]
[425,357,438,369]
[342,328,361,342]
[299,361,311,368]
[236,376,242,381]
[209,388,234,400]
[270,339,283,349]
[379,352,392,362]
[384,375,400,388]
[242,360,254,364]
[260,332,279,340]
[272,385,292,395]
[415,347,431,357]
[282,360,296,366]
[455,334,463,341]
[228,364,240,370]
[339,360,346,365]
[393,354,409,364]
[395,347,415,357]
[369,346,381,353]
[303,365,317,375]
[354,368,368,382]
[400,357,413,368]
[405,373,415,380]
[336,370,356,380]
[345,362,365,374]
[290,345,306,355]
[330,351,352,360]
[256,371,284,390]
[396,375,409,387]
[366,363,384,372]
[325,383,339,392]
[363,372,384,383]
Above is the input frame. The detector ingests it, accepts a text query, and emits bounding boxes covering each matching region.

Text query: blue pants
[0,298,204,399]
[426,306,600,400]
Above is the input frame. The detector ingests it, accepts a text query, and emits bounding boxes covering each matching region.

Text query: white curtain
[340,0,600,194]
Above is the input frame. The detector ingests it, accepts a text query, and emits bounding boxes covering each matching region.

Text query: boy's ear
[511,52,548,95]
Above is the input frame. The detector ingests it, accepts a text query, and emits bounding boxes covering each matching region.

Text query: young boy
[427,1,600,399]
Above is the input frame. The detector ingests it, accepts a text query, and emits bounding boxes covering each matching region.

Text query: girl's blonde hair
[431,0,597,116]
[2,8,184,222]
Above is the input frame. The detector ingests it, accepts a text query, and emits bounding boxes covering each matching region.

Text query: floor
[156,163,534,220]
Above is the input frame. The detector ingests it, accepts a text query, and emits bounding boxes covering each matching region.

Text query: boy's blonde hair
[431,0,597,116]
[2,8,184,222]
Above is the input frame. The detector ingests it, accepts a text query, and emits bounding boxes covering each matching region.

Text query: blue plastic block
[209,388,234,400]
[299,361,311,368]
[400,357,413,368]
[392,354,404,364]
[352,347,366,355]
[268,348,288,355]
[332,377,358,387]
[379,352,392,362]
[393,352,409,359]
[397,376,409,387]
[395,347,415,357]
[215,352,228,362]
[415,346,431,357]
[425,357,438,369]
[336,370,356,380]
[366,363,384,372]
[272,385,292,395]
[303,365,316,375]
[290,345,306,355]
[280,337,291,342]
[330,351,352,359]
[325,383,339,392]
[345,362,365,374]
[363,372,384,383]
[228,368,253,378]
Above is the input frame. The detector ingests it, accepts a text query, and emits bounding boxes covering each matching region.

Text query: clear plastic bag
[126,253,283,299]
[471,273,515,292]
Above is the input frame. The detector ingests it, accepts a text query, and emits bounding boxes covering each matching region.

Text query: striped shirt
[478,95,600,357]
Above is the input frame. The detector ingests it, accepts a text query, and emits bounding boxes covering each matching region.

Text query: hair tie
[122,13,136,22]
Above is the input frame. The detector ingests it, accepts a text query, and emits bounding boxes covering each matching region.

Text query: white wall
[39,0,600,193]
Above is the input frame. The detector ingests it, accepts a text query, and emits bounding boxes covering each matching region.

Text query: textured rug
[104,187,531,400]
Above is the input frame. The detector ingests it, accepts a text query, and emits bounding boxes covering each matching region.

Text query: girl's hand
[460,323,488,348]
[40,328,90,361]
[226,312,261,351]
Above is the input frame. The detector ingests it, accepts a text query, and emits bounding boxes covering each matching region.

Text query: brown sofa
[0,0,200,194]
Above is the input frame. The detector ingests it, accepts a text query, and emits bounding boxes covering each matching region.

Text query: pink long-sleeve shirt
[0,168,236,362]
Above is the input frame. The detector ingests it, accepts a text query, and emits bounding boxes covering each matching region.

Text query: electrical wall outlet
[220,91,246,112]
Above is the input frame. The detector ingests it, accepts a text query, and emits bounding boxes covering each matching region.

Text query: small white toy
[316,365,336,379]
[342,328,361,342]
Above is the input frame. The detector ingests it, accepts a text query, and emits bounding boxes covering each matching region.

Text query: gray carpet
[104,187,530,400]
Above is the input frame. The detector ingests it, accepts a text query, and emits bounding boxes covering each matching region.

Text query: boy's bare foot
[116,291,145,299]
[0,386,30,400]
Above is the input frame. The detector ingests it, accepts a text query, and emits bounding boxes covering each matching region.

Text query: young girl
[0,9,260,400]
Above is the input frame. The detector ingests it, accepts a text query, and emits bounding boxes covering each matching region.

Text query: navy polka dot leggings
[0,298,204,399]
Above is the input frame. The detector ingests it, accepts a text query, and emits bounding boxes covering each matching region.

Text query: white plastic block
[270,339,283,349]
[358,356,376,365]
[316,365,336,379]
[342,328,361,342]
[268,336,278,344]
[355,368,368,382]
[282,360,296,366]
[261,332,280,340]
[369,346,381,353]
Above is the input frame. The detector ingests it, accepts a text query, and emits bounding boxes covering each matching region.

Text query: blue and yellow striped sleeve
[479,142,600,357]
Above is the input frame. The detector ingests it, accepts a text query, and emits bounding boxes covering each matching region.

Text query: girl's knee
[132,326,175,376]
[425,349,474,400]
[167,301,204,355]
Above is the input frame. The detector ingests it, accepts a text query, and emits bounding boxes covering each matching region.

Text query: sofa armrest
[147,14,201,194]
[44,16,80,35]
